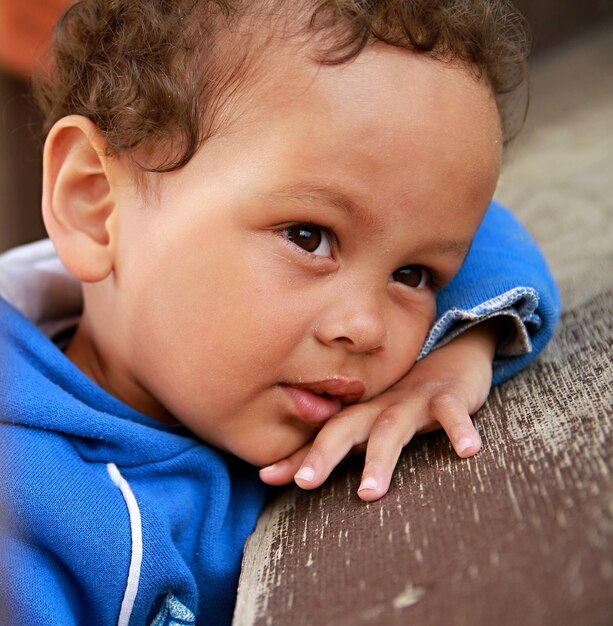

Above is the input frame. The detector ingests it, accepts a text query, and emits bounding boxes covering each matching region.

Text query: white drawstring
[107,463,143,626]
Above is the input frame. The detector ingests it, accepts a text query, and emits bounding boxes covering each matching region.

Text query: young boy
[0,0,560,624]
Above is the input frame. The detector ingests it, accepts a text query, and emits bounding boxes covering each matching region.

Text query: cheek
[376,299,436,390]
[126,243,312,394]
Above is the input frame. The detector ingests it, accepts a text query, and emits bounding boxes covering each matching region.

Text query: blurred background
[1,0,613,253]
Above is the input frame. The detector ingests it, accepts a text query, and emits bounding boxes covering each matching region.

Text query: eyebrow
[412,236,473,260]
[266,183,383,233]
[265,182,472,259]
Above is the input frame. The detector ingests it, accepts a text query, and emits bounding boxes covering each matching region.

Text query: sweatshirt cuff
[419,286,540,362]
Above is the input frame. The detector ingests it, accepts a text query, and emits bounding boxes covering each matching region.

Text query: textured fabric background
[233,23,613,626]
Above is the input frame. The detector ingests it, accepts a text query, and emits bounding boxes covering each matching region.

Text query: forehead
[238,43,499,153]
[144,41,504,266]
[224,42,502,222]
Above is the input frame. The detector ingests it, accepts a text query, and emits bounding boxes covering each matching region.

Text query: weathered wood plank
[234,293,612,626]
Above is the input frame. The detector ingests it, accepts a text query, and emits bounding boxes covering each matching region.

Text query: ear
[42,115,117,282]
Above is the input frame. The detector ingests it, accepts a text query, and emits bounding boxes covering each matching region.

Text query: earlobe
[42,115,116,282]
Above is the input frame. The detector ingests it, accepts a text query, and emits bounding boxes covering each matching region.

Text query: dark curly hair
[33,0,530,173]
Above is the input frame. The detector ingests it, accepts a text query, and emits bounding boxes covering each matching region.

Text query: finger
[294,404,380,490]
[357,403,420,502]
[259,443,311,486]
[429,393,482,458]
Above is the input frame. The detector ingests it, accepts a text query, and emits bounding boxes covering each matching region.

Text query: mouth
[279,378,366,425]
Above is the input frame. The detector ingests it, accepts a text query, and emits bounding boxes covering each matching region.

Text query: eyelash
[279,222,440,290]
[389,266,431,290]
[280,223,335,259]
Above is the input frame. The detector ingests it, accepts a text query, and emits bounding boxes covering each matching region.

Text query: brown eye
[284,224,332,257]
[390,266,429,289]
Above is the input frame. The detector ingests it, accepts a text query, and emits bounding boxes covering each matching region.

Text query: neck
[65,321,178,425]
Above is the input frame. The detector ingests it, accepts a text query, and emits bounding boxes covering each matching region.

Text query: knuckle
[373,406,403,431]
[444,416,475,442]
[362,459,380,475]
[310,419,365,460]
[446,423,471,440]
[414,378,455,395]
[336,403,367,421]
[428,390,463,414]
[321,414,364,444]
[365,442,401,470]
[302,442,328,468]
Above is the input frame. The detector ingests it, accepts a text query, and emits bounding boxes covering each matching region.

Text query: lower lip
[281,385,343,425]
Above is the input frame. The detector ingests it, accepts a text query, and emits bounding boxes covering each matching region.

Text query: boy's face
[78,44,501,466]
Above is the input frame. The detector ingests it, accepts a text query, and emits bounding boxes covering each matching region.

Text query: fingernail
[259,464,277,474]
[457,438,475,454]
[358,477,378,492]
[295,466,315,482]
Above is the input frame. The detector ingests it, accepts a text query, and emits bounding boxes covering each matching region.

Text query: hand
[259,319,501,502]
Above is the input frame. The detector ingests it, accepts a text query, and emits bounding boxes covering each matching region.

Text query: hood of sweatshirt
[1,294,205,467]
[0,240,212,467]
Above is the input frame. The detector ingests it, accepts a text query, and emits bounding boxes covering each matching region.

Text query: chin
[231,436,311,469]
[238,448,294,469]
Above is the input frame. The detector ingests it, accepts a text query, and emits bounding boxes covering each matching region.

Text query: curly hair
[33,0,530,173]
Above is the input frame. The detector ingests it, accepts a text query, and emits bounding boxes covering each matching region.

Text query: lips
[280,379,366,425]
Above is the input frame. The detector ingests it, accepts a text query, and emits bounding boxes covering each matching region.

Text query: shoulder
[0,421,134,623]
[1,421,131,548]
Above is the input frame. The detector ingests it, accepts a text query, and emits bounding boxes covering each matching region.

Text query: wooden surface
[234,23,613,626]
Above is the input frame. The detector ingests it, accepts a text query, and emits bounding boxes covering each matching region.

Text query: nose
[314,290,386,354]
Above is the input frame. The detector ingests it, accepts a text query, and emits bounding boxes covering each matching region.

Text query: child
[0,0,560,624]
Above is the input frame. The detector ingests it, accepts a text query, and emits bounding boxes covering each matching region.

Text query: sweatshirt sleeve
[419,200,561,386]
